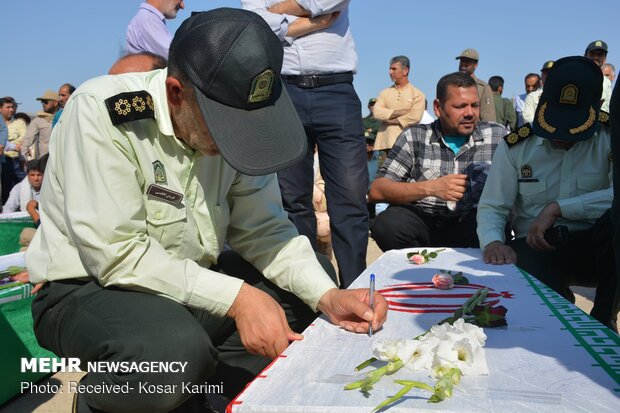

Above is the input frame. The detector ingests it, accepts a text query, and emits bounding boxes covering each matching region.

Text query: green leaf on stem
[355,357,377,371]
[372,380,434,412]
[452,271,469,285]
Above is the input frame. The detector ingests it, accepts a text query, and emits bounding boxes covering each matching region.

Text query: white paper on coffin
[229,248,620,413]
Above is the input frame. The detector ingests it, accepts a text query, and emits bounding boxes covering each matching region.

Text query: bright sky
[3,0,618,114]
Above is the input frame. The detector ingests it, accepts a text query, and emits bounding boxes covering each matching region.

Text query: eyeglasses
[40,100,52,105]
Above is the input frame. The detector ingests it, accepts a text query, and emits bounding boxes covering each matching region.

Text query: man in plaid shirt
[369,72,507,251]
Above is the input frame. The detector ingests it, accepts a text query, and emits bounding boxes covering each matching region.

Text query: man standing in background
[125,0,185,59]
[456,48,496,122]
[20,90,58,160]
[585,40,612,111]
[514,73,540,127]
[0,116,6,204]
[51,83,76,127]
[489,75,517,130]
[0,97,27,203]
[603,63,615,83]
[522,60,554,124]
[372,55,425,153]
[242,0,369,288]
[363,98,381,142]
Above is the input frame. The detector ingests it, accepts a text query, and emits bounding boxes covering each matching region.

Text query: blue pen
[369,273,375,337]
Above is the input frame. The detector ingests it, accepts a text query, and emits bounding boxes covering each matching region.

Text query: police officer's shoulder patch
[504,123,534,147]
[598,110,609,127]
[105,91,155,126]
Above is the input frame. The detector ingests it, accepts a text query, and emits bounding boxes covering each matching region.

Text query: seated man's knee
[88,326,217,412]
[371,208,422,251]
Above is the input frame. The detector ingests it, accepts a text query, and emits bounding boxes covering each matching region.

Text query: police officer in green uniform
[611,69,620,335]
[27,9,388,412]
[477,56,617,332]
[363,98,381,141]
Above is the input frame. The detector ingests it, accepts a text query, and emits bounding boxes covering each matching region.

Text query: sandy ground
[0,239,600,413]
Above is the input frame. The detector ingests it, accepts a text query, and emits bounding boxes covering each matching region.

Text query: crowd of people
[364,44,617,333]
[0,1,618,412]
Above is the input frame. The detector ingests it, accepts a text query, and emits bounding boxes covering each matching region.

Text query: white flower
[402,336,439,371]
[432,336,489,376]
[427,322,452,340]
[452,318,487,347]
[372,339,405,362]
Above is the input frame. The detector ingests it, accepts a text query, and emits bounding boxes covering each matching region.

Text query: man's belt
[282,72,353,88]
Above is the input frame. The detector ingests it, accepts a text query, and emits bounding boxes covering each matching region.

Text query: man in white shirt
[514,73,540,127]
[242,0,369,288]
[2,159,42,213]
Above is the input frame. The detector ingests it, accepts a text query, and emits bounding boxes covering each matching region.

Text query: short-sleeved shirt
[125,2,172,59]
[377,120,507,216]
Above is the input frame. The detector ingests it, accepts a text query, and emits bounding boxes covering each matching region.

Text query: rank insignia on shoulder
[610,152,613,162]
[598,110,609,127]
[105,91,155,126]
[504,123,534,147]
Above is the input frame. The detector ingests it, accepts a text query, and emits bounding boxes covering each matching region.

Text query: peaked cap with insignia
[533,56,603,142]
[169,8,306,176]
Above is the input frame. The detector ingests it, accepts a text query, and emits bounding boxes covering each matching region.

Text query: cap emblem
[559,84,578,105]
[248,69,275,104]
[537,102,557,133]
[595,41,602,47]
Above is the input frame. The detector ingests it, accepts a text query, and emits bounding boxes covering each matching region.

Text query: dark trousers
[510,210,618,330]
[371,205,480,251]
[279,82,369,288]
[1,156,26,204]
[32,251,337,413]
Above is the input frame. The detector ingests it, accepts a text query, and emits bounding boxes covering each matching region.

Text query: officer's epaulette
[598,110,609,127]
[105,91,155,126]
[504,123,534,147]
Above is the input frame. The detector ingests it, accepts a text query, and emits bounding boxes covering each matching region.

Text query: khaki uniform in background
[474,75,497,122]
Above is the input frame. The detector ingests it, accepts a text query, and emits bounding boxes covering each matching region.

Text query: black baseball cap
[585,40,608,54]
[533,56,603,142]
[169,8,306,176]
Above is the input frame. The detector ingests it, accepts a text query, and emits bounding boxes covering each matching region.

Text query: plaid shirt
[377,120,507,216]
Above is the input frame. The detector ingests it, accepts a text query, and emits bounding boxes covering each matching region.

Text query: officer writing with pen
[477,56,618,332]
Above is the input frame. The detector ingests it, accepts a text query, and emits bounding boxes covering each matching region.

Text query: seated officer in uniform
[477,56,617,332]
[611,70,620,335]
[27,9,388,413]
